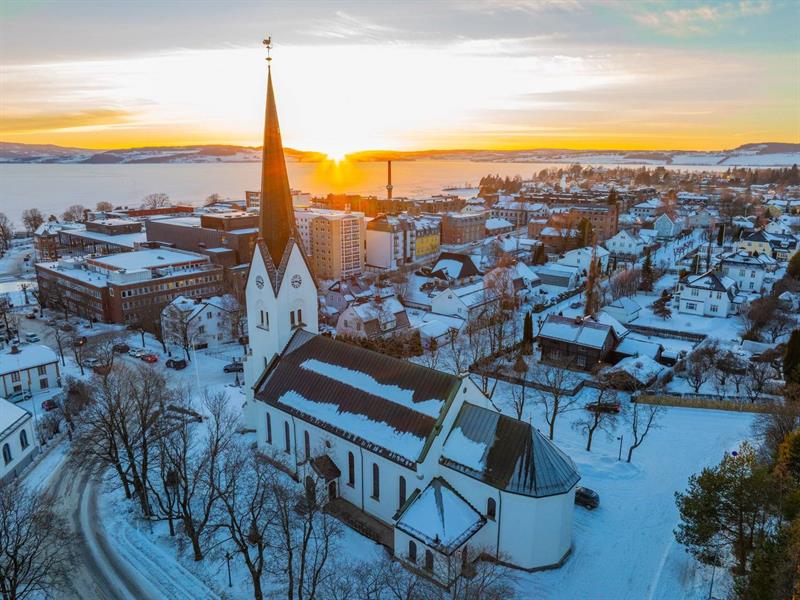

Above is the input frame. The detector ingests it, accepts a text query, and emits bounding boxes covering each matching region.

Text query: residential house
[604,229,646,258]
[654,214,682,240]
[537,314,619,371]
[161,294,242,351]
[556,246,610,276]
[601,297,641,324]
[676,271,739,317]
[0,345,60,399]
[336,295,412,340]
[719,251,776,293]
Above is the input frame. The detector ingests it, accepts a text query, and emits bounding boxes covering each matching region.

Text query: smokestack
[387,160,393,201]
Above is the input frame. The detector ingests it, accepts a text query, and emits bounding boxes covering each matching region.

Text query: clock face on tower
[255,275,264,289]
[291,274,302,289]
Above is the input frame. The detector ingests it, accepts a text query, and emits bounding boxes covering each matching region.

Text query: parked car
[7,390,32,403]
[25,312,37,320]
[128,348,144,358]
[166,358,187,370]
[113,343,130,353]
[83,357,100,368]
[59,323,74,332]
[41,399,57,412]
[93,364,112,376]
[585,401,621,414]
[223,362,244,373]
[569,301,583,309]
[140,354,158,363]
[24,333,40,343]
[574,486,600,509]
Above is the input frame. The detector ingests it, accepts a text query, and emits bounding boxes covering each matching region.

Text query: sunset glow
[1,1,798,152]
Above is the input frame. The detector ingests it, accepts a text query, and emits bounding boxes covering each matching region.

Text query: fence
[635,393,776,414]
[625,323,707,343]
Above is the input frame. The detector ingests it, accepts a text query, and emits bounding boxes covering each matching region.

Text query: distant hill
[1,141,797,167]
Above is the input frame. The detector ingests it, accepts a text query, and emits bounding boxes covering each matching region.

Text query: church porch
[324,497,394,550]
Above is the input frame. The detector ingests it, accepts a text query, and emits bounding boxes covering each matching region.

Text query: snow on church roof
[441,403,580,498]
[396,477,485,554]
[255,330,461,467]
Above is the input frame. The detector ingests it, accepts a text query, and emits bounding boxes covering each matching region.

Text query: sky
[1,0,798,156]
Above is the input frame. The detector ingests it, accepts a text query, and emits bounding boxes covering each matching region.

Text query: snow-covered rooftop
[0,398,31,434]
[0,344,58,376]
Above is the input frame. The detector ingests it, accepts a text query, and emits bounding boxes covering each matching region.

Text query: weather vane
[263,37,272,63]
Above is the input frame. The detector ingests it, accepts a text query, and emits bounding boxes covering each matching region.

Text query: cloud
[306,11,397,41]
[632,0,771,35]
[0,109,133,134]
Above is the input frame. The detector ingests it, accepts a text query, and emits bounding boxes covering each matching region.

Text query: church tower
[244,40,317,399]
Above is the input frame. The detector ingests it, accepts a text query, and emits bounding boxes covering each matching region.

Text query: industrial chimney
[386,160,393,201]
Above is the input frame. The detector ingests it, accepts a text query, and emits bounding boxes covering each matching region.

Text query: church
[242,54,580,585]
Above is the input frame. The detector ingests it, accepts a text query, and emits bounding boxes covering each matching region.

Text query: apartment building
[440,211,487,245]
[366,214,417,269]
[35,248,224,324]
[308,211,365,280]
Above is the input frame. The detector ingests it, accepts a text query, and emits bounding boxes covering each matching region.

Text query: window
[304,431,311,460]
[372,463,380,500]
[348,452,355,487]
[40,379,48,389]
[19,429,28,450]
[710,305,718,313]
[2,444,11,465]
[487,498,496,520]
[297,309,303,324]
[37,365,47,375]
[290,311,296,327]
[266,413,272,444]
[686,302,697,310]
[11,372,20,383]
[399,476,406,509]
[259,310,269,330]
[424,550,434,572]
[408,540,417,563]
[284,421,291,453]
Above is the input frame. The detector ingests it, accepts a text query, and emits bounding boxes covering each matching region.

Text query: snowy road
[46,463,152,600]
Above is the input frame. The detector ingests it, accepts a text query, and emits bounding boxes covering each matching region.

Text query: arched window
[347,452,355,487]
[408,540,417,563]
[2,444,11,465]
[425,549,434,571]
[304,431,311,460]
[266,413,272,444]
[487,498,496,520]
[19,429,28,450]
[399,476,406,509]
[372,463,380,500]
[297,308,303,324]
[284,422,291,454]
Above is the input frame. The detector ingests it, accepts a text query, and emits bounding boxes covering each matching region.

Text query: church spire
[258,38,296,267]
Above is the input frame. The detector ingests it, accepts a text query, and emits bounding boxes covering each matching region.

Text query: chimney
[386,160,393,201]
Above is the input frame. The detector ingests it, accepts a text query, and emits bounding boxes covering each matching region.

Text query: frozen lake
[0,159,741,226]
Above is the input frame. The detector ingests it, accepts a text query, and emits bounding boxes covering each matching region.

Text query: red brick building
[441,212,487,245]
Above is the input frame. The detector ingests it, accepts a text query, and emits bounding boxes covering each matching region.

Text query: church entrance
[327,480,337,501]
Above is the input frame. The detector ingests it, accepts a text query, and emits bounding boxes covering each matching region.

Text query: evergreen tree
[716,223,725,247]
[784,329,800,385]
[690,253,700,275]
[584,246,602,318]
[522,311,533,355]
[639,250,654,291]
[788,251,800,280]
[577,218,594,247]
[532,243,546,265]
[653,298,672,320]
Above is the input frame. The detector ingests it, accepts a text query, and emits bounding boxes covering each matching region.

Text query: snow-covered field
[489,382,753,600]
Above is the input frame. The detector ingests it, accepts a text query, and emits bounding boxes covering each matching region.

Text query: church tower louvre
[244,39,318,399]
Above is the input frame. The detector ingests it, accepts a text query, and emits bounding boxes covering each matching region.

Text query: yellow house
[414,219,440,259]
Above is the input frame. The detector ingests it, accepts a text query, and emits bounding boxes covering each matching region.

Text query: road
[45,461,154,600]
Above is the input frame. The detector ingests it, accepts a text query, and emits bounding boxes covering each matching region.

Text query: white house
[243,69,580,586]
[654,213,682,239]
[719,251,775,293]
[0,399,38,483]
[336,295,412,340]
[430,280,499,322]
[601,297,641,324]
[557,246,610,276]
[631,198,662,219]
[604,230,645,258]
[161,294,242,352]
[676,271,739,317]
[0,345,60,399]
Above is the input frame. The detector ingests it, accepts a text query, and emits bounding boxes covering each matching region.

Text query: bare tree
[510,355,529,420]
[218,294,244,341]
[95,201,113,212]
[140,192,171,209]
[60,204,86,223]
[625,400,663,463]
[21,209,44,235]
[0,482,72,600]
[0,213,14,255]
[764,312,793,343]
[534,362,580,440]
[744,361,776,403]
[162,302,198,360]
[573,385,620,451]
[420,337,441,371]
[158,391,236,560]
[215,446,276,600]
[444,327,467,375]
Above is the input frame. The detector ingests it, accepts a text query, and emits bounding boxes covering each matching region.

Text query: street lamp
[617,435,624,461]
[225,551,232,588]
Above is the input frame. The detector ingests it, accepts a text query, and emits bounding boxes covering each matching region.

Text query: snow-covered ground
[488,381,753,600]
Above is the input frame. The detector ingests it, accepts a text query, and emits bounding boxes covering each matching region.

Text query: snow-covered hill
[1,141,797,166]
